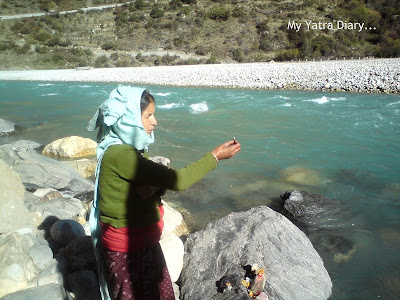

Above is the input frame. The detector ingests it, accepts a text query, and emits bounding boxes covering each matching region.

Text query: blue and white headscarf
[87,85,155,300]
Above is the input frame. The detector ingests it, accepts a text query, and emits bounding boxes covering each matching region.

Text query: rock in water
[0,118,16,135]
[42,136,97,158]
[50,220,85,246]
[180,206,332,300]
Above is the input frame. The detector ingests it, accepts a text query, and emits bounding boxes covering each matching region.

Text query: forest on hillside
[0,0,399,69]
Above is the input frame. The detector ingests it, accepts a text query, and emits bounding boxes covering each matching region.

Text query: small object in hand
[233,137,237,144]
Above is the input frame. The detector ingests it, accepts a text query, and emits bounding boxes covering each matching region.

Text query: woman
[88,85,241,300]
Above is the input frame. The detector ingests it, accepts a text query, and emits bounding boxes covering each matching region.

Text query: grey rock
[0,118,16,135]
[180,206,332,300]
[32,197,87,221]
[29,244,54,271]
[64,236,96,273]
[50,220,85,247]
[0,232,40,297]
[0,159,36,234]
[0,141,94,200]
[36,257,66,287]
[0,284,72,300]
[23,191,40,212]
[66,270,100,300]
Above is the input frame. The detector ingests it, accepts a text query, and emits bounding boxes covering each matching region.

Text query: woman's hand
[211,139,241,161]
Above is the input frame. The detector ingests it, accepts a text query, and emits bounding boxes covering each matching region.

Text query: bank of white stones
[0,58,399,93]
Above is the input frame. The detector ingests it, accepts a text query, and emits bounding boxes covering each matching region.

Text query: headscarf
[87,85,155,300]
[88,84,155,158]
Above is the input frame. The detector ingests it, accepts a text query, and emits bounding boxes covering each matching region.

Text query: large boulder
[62,158,97,179]
[0,158,36,234]
[42,136,97,159]
[0,141,94,200]
[32,196,88,221]
[0,232,41,297]
[180,206,332,300]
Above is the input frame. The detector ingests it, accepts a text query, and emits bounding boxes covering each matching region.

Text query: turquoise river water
[1,81,399,299]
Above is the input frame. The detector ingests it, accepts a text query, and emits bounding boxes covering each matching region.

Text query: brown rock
[42,136,97,159]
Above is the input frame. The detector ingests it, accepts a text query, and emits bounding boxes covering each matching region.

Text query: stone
[66,270,100,300]
[0,233,40,297]
[37,189,64,202]
[0,159,36,234]
[149,155,170,167]
[33,188,61,198]
[36,258,66,287]
[279,166,325,187]
[280,190,353,231]
[180,206,332,300]
[172,282,180,300]
[160,232,184,283]
[32,197,87,221]
[42,136,97,158]
[64,236,96,273]
[50,220,85,247]
[29,244,54,271]
[0,141,94,200]
[0,284,73,300]
[0,118,16,135]
[62,158,97,179]
[162,200,189,236]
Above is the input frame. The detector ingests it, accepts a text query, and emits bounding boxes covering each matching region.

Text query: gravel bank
[1,58,399,93]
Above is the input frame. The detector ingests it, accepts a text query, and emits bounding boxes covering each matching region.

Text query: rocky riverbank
[0,130,333,299]
[0,58,399,93]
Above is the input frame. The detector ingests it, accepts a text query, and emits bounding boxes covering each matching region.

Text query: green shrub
[207,5,231,21]
[134,0,147,10]
[35,45,49,54]
[102,41,115,51]
[232,7,245,18]
[182,0,197,4]
[169,0,182,10]
[206,55,218,64]
[95,55,109,68]
[232,48,245,62]
[150,5,165,19]
[33,29,52,42]
[275,48,300,61]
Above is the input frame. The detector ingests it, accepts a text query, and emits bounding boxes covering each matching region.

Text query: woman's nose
[152,116,158,126]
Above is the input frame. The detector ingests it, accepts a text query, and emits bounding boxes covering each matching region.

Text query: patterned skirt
[103,243,175,300]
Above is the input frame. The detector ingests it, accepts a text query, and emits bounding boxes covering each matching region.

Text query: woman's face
[141,101,157,135]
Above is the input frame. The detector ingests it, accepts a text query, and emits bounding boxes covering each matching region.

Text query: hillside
[0,0,399,70]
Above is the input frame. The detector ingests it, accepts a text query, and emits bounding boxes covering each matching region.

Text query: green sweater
[99,144,217,228]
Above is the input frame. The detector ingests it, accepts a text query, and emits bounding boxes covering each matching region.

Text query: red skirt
[103,243,175,300]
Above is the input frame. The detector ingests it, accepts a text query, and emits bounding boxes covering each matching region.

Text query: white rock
[160,232,184,283]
